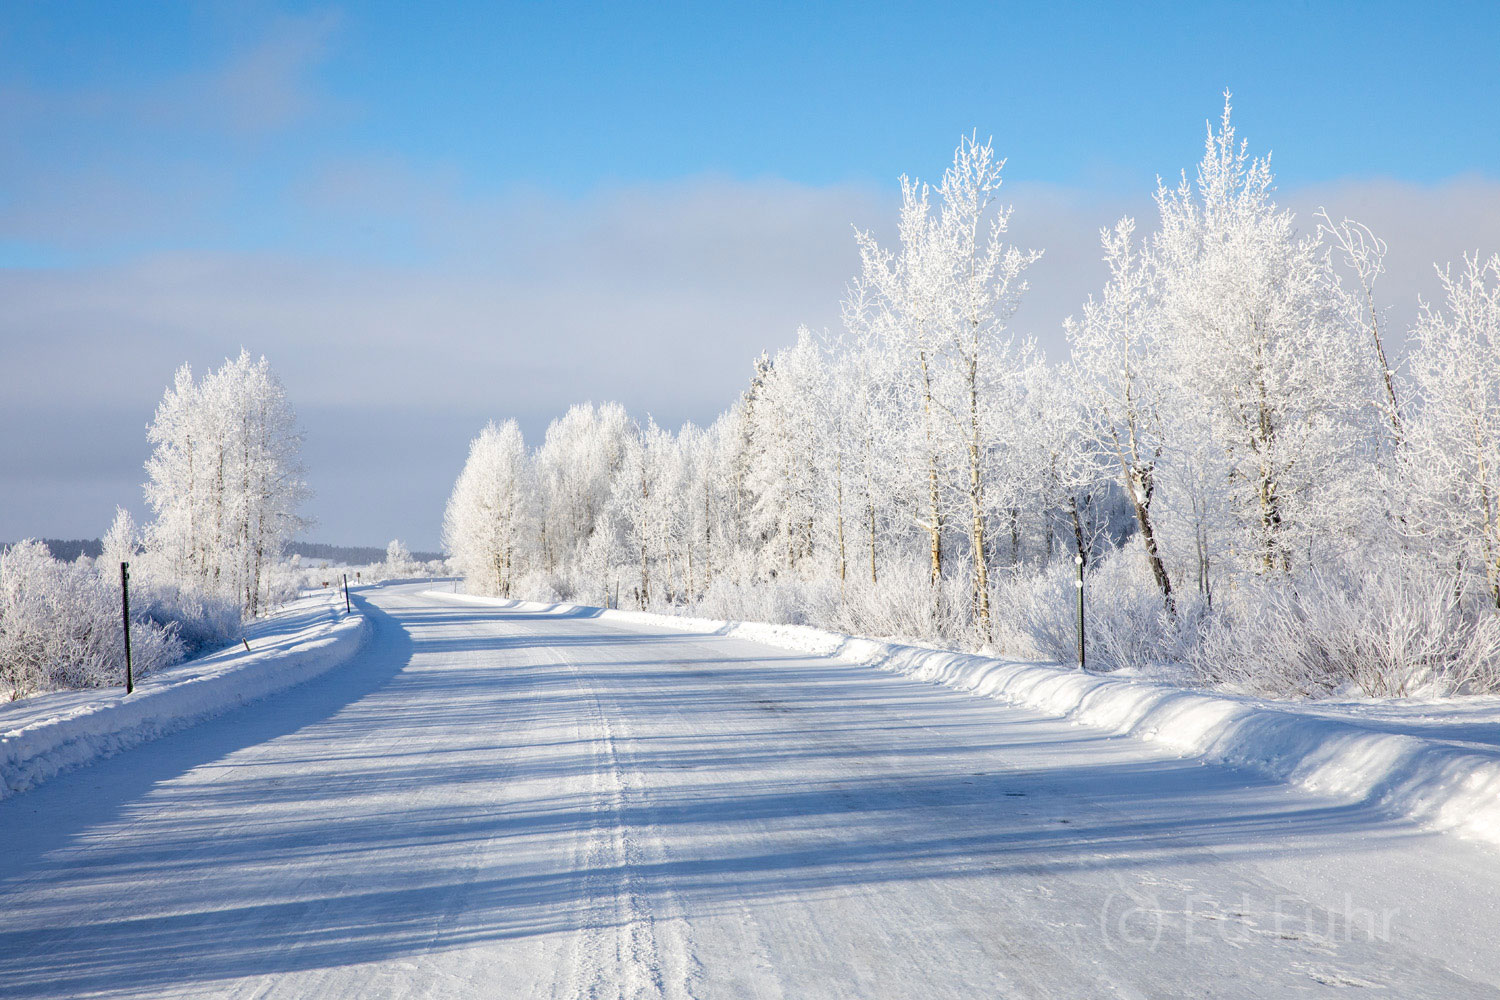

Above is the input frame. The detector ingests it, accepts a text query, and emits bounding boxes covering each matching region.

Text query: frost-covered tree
[443,420,535,597]
[1152,97,1378,576]
[101,507,139,570]
[1318,209,1403,446]
[700,408,748,589]
[743,331,828,580]
[535,402,631,577]
[143,350,309,618]
[385,539,413,576]
[853,135,1042,634]
[928,136,1042,635]
[1402,253,1500,605]
[1066,218,1176,612]
[838,294,913,587]
[855,174,951,584]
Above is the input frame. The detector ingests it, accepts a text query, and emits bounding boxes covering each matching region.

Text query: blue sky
[2,2,1498,548]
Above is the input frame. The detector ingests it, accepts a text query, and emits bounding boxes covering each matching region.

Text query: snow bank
[0,595,370,799]
[433,591,1500,849]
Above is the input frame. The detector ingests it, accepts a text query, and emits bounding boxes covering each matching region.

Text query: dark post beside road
[120,561,134,694]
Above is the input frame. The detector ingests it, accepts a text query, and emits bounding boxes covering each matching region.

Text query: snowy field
[1,580,1498,997]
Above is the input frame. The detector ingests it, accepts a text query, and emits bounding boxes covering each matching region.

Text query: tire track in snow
[588,660,709,1000]
[528,618,698,1000]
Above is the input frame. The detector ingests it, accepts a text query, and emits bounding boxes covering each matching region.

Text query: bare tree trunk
[1249,358,1288,574]
[639,465,650,605]
[639,541,648,606]
[213,447,225,592]
[1364,285,1403,443]
[965,353,991,639]
[1196,517,1212,610]
[835,450,847,593]
[1108,432,1176,617]
[703,485,713,592]
[1070,501,1088,567]
[1473,416,1500,608]
[920,351,943,584]
[1009,508,1021,565]
[863,418,878,585]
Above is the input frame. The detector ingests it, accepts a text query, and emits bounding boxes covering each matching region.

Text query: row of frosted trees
[446,99,1500,698]
[2,350,307,698]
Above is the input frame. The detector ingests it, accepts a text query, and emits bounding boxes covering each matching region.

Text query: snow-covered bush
[1190,562,1500,698]
[985,546,1190,670]
[694,574,816,628]
[130,578,241,660]
[508,568,569,605]
[988,562,1073,663]
[0,541,185,700]
[816,566,975,649]
[1080,543,1206,674]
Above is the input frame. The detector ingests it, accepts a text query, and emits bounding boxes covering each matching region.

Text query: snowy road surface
[2,583,1498,998]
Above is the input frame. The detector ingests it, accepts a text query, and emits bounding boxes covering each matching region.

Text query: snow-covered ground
[0,588,367,799]
[1,580,1498,997]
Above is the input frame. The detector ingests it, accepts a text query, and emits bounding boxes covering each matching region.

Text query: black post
[120,561,134,694]
[342,573,351,615]
[1074,553,1085,670]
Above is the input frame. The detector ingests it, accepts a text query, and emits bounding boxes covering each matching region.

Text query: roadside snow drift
[0,594,370,799]
[435,591,1500,850]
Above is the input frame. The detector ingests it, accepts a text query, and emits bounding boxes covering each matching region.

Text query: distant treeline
[21,539,104,561]
[3,539,441,565]
[289,542,445,564]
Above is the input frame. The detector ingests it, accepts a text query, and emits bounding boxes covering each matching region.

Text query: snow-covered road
[2,582,1498,998]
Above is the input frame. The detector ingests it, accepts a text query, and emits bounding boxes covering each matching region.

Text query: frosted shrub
[845,575,971,647]
[686,563,975,649]
[694,574,814,627]
[510,569,568,605]
[992,562,1076,664]
[0,541,185,700]
[261,562,303,609]
[1082,544,1204,674]
[987,545,1199,673]
[1190,562,1500,698]
[133,580,241,659]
